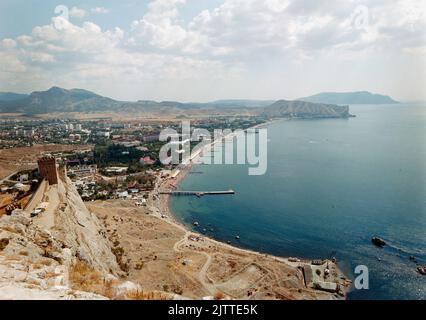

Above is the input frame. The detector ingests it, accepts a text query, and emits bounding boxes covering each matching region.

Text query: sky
[0,0,425,102]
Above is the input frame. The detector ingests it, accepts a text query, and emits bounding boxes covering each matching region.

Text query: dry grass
[111,246,129,273]
[39,259,53,266]
[69,260,174,300]
[0,238,9,251]
[214,291,226,300]
[43,271,60,279]
[69,260,117,299]
[125,290,172,300]
[1,226,19,234]
[4,254,22,261]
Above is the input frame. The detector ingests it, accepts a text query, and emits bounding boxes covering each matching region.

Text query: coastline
[147,119,352,298]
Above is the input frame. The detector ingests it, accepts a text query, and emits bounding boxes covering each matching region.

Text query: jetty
[160,190,235,197]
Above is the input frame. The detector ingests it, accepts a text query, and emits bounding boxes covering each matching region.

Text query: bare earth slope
[88,200,351,300]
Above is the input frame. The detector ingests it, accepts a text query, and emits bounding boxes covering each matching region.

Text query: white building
[68,165,98,176]
[19,174,29,182]
[97,131,110,138]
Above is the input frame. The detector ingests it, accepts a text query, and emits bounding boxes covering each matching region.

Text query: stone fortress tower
[37,156,58,185]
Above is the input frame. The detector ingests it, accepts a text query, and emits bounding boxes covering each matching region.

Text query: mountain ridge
[262,100,352,119]
[300,91,399,105]
[0,92,29,102]
[0,86,352,118]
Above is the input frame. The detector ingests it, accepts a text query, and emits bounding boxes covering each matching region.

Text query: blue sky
[0,0,425,101]
[0,0,223,38]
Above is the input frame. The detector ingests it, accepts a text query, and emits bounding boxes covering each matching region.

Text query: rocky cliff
[50,177,121,275]
[0,175,146,299]
[0,210,108,299]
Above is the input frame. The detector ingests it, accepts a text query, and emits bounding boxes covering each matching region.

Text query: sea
[171,103,426,300]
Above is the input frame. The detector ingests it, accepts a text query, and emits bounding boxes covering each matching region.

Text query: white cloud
[28,52,56,63]
[69,7,87,19]
[125,0,425,65]
[91,7,110,14]
[0,52,27,73]
[0,0,425,100]
[1,39,17,49]
[0,11,238,100]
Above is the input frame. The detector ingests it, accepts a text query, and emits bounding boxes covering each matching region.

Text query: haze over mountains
[0,87,276,114]
[0,86,396,118]
[262,100,351,119]
[300,91,399,105]
[0,92,29,102]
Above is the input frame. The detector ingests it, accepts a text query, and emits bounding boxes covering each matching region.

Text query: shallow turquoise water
[171,104,426,300]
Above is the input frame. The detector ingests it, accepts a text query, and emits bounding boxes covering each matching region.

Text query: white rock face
[0,176,143,300]
[113,281,142,297]
[49,178,121,275]
[0,175,120,300]
[0,218,107,300]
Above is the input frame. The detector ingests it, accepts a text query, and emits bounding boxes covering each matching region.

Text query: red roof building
[140,156,155,165]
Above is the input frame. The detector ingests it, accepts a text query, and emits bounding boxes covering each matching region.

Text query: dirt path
[197,252,215,295]
[173,230,216,296]
[34,185,59,229]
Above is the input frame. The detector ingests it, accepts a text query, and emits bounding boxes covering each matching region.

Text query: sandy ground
[87,198,351,300]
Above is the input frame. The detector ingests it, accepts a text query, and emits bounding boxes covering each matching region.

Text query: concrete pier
[160,190,235,197]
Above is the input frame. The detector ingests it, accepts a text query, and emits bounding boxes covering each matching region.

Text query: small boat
[235,235,240,240]
[193,221,199,227]
[417,266,426,276]
[372,237,386,247]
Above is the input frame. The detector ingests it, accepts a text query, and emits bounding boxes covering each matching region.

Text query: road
[173,230,216,296]
[0,171,18,184]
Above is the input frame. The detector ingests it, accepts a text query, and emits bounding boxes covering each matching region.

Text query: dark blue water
[171,104,426,300]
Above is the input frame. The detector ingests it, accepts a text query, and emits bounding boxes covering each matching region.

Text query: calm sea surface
[171,104,426,300]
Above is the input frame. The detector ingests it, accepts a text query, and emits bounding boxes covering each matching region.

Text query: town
[0,116,266,216]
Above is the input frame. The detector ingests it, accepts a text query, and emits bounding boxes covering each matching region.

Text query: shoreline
[147,119,351,298]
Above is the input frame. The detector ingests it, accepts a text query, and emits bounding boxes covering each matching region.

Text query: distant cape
[300,91,399,105]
